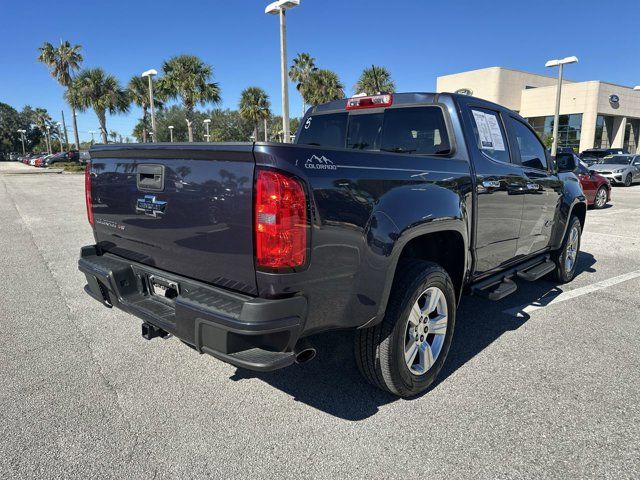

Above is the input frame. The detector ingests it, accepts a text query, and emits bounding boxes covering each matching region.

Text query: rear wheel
[593,186,608,209]
[355,261,456,397]
[551,215,582,283]
[624,174,632,187]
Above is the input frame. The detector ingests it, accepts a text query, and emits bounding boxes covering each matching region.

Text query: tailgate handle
[137,164,165,192]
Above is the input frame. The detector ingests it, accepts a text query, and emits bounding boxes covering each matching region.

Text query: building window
[594,115,611,149]
[526,114,582,152]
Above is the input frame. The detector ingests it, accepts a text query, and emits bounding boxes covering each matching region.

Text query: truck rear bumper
[78,246,307,371]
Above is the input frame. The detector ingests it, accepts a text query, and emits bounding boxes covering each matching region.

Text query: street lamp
[89,130,95,144]
[168,125,174,143]
[545,56,578,157]
[203,119,211,142]
[265,0,300,144]
[141,69,158,142]
[45,124,52,154]
[17,129,26,155]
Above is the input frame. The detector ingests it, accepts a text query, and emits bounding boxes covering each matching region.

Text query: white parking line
[503,270,640,318]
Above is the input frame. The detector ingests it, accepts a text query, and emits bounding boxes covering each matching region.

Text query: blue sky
[2,0,639,142]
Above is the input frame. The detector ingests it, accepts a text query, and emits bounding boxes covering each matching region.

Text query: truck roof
[309,92,508,115]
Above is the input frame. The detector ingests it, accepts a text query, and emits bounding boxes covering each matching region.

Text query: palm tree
[157,55,221,142]
[239,87,271,142]
[302,69,345,106]
[109,130,118,143]
[128,75,164,143]
[288,53,317,115]
[354,65,395,95]
[32,108,52,152]
[37,40,83,150]
[74,68,129,143]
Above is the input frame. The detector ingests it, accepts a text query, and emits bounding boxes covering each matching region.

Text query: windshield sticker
[484,114,506,151]
[472,110,505,151]
[304,117,312,129]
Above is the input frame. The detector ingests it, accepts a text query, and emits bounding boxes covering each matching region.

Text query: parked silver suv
[591,154,640,186]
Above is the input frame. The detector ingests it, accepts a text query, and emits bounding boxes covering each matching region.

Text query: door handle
[482,180,501,189]
[137,164,165,192]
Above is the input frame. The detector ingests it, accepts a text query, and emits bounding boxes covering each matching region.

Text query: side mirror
[589,169,596,176]
[556,155,577,173]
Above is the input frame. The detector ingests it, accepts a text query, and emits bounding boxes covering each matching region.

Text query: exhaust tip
[294,347,316,364]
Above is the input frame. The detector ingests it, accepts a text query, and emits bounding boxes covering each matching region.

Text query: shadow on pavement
[230,251,597,421]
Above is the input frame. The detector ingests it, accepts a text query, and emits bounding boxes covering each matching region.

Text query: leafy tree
[109,130,118,143]
[541,134,554,150]
[239,87,271,141]
[289,53,317,115]
[208,108,255,142]
[37,40,83,149]
[157,55,221,142]
[0,103,21,155]
[74,68,129,143]
[354,65,395,95]
[128,75,164,143]
[32,108,53,152]
[302,69,345,106]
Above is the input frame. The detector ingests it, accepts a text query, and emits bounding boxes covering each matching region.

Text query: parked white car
[591,154,640,186]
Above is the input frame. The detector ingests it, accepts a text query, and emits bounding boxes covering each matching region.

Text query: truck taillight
[85,162,94,226]
[255,169,307,269]
[346,94,393,110]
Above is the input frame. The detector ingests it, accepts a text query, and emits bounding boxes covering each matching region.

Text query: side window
[577,160,589,175]
[469,108,510,163]
[509,118,548,171]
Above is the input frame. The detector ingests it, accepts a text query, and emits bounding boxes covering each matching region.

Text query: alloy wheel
[565,225,579,272]
[404,287,448,375]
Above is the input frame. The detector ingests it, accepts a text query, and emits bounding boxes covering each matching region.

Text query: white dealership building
[436,67,640,153]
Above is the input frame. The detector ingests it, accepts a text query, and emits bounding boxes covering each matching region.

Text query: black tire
[355,260,456,397]
[550,215,582,283]
[593,186,608,209]
[624,174,632,187]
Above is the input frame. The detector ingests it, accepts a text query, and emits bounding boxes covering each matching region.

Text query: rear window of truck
[297,107,451,155]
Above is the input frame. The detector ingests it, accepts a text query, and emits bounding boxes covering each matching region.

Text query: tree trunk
[98,111,108,144]
[264,118,268,142]
[253,125,258,142]
[186,106,194,142]
[71,105,80,150]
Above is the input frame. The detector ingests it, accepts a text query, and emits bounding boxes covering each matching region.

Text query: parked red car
[557,153,610,209]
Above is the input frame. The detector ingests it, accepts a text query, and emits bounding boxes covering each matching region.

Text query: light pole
[168,125,174,143]
[45,125,52,154]
[203,119,211,141]
[17,129,26,155]
[89,130,95,144]
[545,56,578,157]
[141,69,158,142]
[265,0,300,144]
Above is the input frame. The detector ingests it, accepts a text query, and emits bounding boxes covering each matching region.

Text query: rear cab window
[297,106,451,155]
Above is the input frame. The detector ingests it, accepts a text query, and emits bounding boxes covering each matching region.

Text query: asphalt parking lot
[1,162,638,479]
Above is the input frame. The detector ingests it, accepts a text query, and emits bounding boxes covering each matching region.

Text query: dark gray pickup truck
[79,93,586,397]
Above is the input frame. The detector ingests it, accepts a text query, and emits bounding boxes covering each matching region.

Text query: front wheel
[355,261,456,397]
[624,174,632,187]
[593,186,608,209]
[551,215,582,283]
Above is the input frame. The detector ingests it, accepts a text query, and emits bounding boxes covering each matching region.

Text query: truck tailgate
[88,144,257,295]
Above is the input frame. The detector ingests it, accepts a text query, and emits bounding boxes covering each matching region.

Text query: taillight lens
[85,162,94,226]
[255,170,307,269]
[346,94,393,110]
